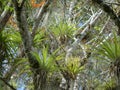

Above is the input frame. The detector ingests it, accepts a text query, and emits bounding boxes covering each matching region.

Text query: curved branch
[92,0,120,35]
[0,2,12,31]
[0,77,16,90]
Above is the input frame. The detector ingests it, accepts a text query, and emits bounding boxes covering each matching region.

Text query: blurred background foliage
[0,0,120,90]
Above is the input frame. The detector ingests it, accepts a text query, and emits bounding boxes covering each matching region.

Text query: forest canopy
[0,0,120,90]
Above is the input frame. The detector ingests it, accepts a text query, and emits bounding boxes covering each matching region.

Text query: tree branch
[32,0,51,40]
[92,0,120,35]
[12,0,40,71]
[0,2,12,31]
[20,0,26,9]
[0,77,16,90]
[105,2,120,6]
[66,10,102,61]
[11,0,19,10]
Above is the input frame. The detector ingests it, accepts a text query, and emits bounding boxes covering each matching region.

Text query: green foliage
[49,21,77,39]
[96,32,120,90]
[0,30,21,59]
[97,33,120,61]
[0,0,6,6]
[14,58,31,75]
[1,0,120,89]
[62,57,84,80]
[96,79,117,90]
[94,26,101,31]
[0,0,12,12]
[33,28,48,48]
[32,47,57,73]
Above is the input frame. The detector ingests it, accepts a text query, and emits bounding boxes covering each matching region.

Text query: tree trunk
[33,70,48,90]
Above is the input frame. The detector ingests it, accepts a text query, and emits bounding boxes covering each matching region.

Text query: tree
[0,0,120,90]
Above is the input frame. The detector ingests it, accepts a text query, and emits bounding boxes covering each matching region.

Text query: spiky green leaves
[61,57,84,80]
[49,21,77,44]
[97,33,120,61]
[31,47,61,73]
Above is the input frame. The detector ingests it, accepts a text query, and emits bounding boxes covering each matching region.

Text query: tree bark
[0,77,16,90]
[0,2,12,31]
[12,0,51,90]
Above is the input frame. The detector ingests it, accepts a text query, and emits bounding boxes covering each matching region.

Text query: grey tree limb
[0,77,16,90]
[0,2,12,30]
[11,0,39,70]
[92,0,120,35]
